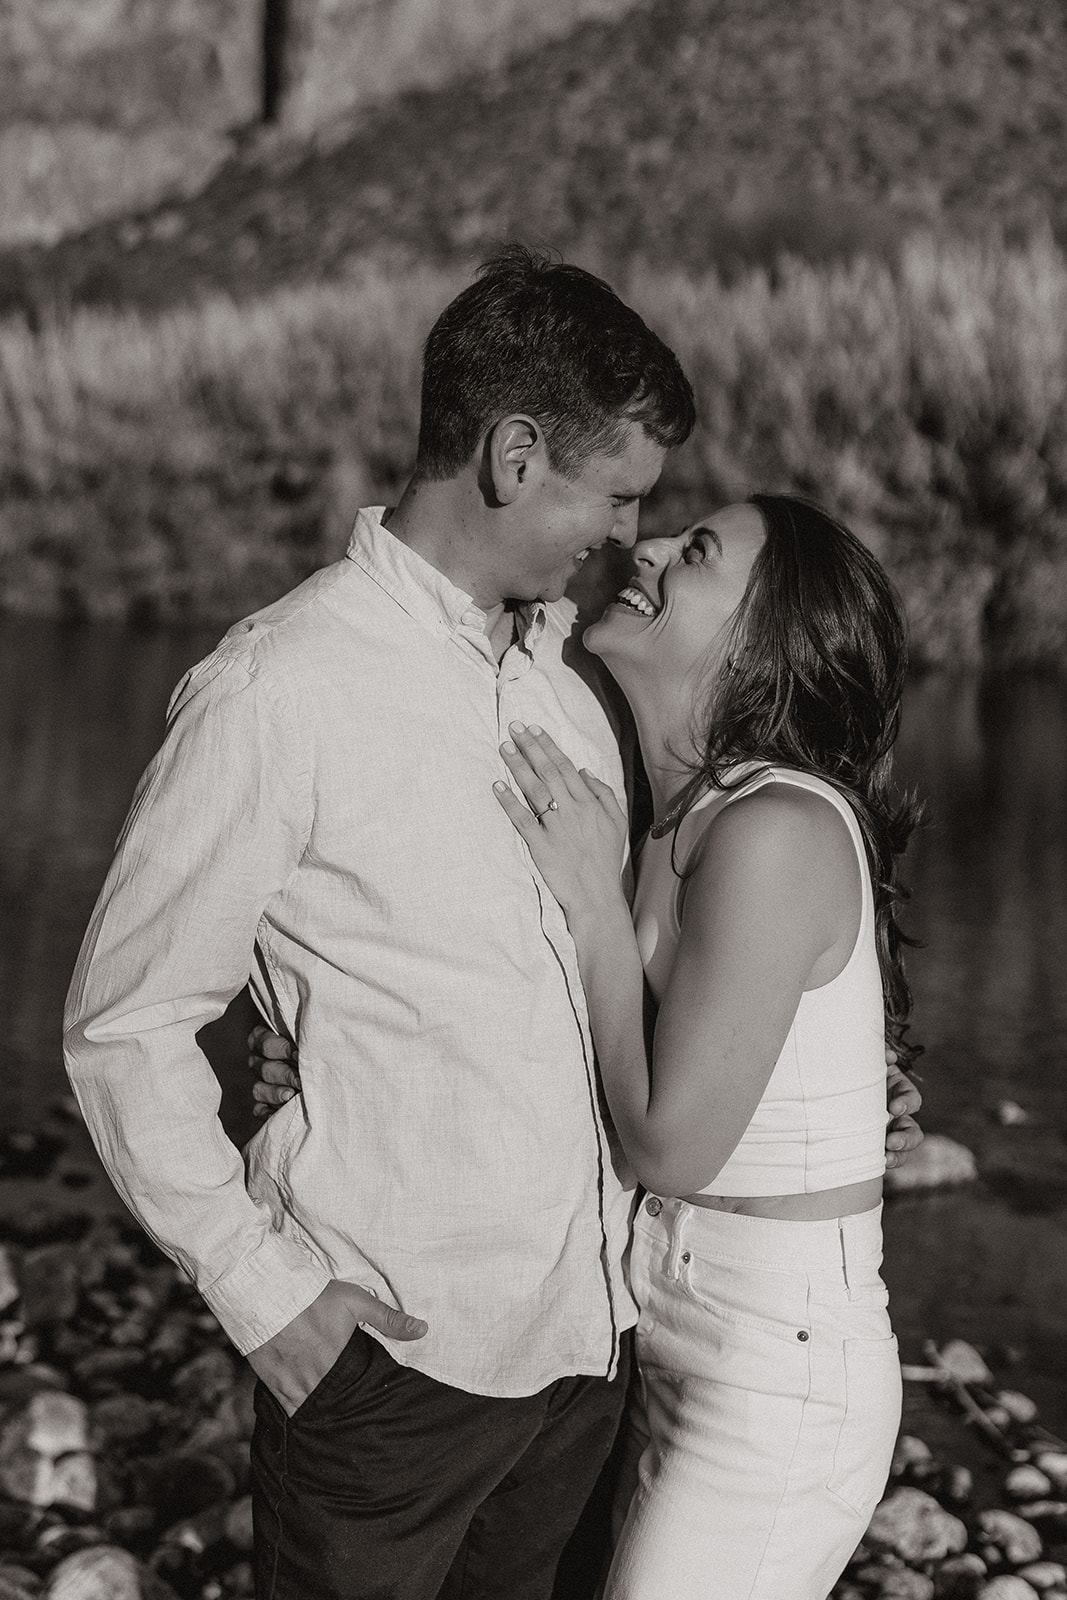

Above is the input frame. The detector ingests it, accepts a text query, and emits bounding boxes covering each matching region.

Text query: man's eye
[683,538,706,563]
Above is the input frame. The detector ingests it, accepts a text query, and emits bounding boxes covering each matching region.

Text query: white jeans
[605,1199,901,1600]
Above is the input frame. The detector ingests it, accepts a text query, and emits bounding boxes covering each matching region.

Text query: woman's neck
[628,698,702,829]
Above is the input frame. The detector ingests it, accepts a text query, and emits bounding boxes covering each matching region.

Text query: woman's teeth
[616,585,657,617]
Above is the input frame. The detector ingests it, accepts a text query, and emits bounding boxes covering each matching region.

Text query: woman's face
[583,503,766,699]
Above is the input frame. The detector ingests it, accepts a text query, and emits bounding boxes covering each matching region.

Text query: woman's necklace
[649,782,710,839]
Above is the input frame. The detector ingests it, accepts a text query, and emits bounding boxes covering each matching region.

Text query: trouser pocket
[826,1334,901,1517]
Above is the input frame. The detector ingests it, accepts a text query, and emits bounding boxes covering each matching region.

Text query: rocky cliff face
[0,0,637,246]
[0,0,258,245]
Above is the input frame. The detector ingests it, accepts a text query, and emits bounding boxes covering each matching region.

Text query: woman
[491,494,916,1599]
[252,494,917,1598]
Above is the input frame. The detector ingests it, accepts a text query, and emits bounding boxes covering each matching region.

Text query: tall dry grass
[1,234,1065,663]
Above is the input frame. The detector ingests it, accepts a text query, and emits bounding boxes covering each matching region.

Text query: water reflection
[1,617,214,1128]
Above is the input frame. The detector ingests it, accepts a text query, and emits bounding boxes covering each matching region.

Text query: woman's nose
[634,534,686,570]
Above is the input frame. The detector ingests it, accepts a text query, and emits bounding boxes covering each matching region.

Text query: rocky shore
[0,1114,1063,1600]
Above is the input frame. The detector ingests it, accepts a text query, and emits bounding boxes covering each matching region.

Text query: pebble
[938,1340,994,1386]
[976,1509,1044,1565]
[997,1392,1039,1425]
[1018,1567,1067,1593]
[0,1574,39,1600]
[1035,1454,1067,1494]
[1007,1467,1054,1501]
[940,1466,975,1507]
[0,1392,95,1509]
[865,1487,969,1564]
[995,1101,1030,1126]
[975,1581,1040,1600]
[0,1249,18,1316]
[935,1553,988,1597]
[1015,1502,1067,1536]
[893,1435,936,1476]
[46,1545,137,1599]
[864,1569,936,1598]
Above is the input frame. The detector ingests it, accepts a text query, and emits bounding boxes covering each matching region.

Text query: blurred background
[1,0,1066,1452]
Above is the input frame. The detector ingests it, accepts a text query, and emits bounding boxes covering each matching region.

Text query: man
[65,247,920,1600]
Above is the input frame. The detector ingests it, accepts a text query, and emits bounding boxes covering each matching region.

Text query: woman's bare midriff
[679,1176,883,1221]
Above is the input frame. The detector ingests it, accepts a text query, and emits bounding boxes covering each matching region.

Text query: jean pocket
[826,1334,902,1516]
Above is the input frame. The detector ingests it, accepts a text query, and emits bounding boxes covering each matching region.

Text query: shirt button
[797,1330,810,1342]
[645,1196,662,1216]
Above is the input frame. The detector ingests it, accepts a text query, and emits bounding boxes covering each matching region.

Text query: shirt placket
[495,624,622,1379]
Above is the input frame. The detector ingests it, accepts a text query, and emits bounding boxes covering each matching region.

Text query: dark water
[2,616,1066,1427]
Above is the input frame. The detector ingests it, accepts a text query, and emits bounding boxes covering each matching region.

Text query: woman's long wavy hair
[669,493,922,1066]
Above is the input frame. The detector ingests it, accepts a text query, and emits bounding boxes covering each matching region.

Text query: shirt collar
[345,507,546,648]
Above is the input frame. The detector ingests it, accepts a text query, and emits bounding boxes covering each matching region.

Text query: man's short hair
[415,244,696,480]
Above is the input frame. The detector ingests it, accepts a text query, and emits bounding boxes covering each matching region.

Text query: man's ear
[486,415,543,505]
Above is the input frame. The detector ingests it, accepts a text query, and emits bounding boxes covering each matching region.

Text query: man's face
[500,422,668,604]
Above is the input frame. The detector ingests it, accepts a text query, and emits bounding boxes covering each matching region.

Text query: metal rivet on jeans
[645,1196,663,1216]
[797,1330,810,1341]
[681,1251,691,1264]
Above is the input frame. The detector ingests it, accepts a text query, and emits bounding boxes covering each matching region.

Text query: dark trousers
[251,1326,630,1600]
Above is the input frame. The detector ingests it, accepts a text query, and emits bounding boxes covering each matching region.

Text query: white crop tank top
[632,766,888,1196]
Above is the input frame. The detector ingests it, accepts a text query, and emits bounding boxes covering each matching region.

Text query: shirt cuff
[200,1231,335,1355]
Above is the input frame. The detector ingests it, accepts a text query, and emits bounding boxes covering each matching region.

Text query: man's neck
[385,479,519,663]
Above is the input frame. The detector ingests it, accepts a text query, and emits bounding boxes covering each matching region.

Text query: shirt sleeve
[63,643,333,1354]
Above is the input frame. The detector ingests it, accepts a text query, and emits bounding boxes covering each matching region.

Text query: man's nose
[607,501,642,549]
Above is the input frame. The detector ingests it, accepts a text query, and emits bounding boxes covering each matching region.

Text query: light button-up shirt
[65,508,637,1397]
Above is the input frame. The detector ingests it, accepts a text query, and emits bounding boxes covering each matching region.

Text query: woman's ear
[486,415,543,505]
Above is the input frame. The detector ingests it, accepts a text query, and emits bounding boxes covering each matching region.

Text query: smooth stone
[938,1340,994,1385]
[1007,1466,1054,1501]
[17,1248,80,1329]
[1035,1454,1067,1494]
[45,1547,141,1600]
[893,1435,936,1476]
[936,1553,989,1599]
[0,1393,95,1509]
[0,1577,39,1600]
[976,1509,1044,1565]
[0,1247,19,1314]
[224,1495,253,1552]
[996,1390,1039,1425]
[0,1568,41,1600]
[865,1487,969,1563]
[940,1465,975,1506]
[975,1581,1040,1600]
[1015,1503,1067,1537]
[868,1570,937,1599]
[170,1350,234,1409]
[70,1349,147,1396]
[133,1450,235,1520]
[88,1395,159,1451]
[1017,1567,1067,1592]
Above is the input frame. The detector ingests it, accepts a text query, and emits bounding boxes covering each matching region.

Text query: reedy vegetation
[1,232,1065,666]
